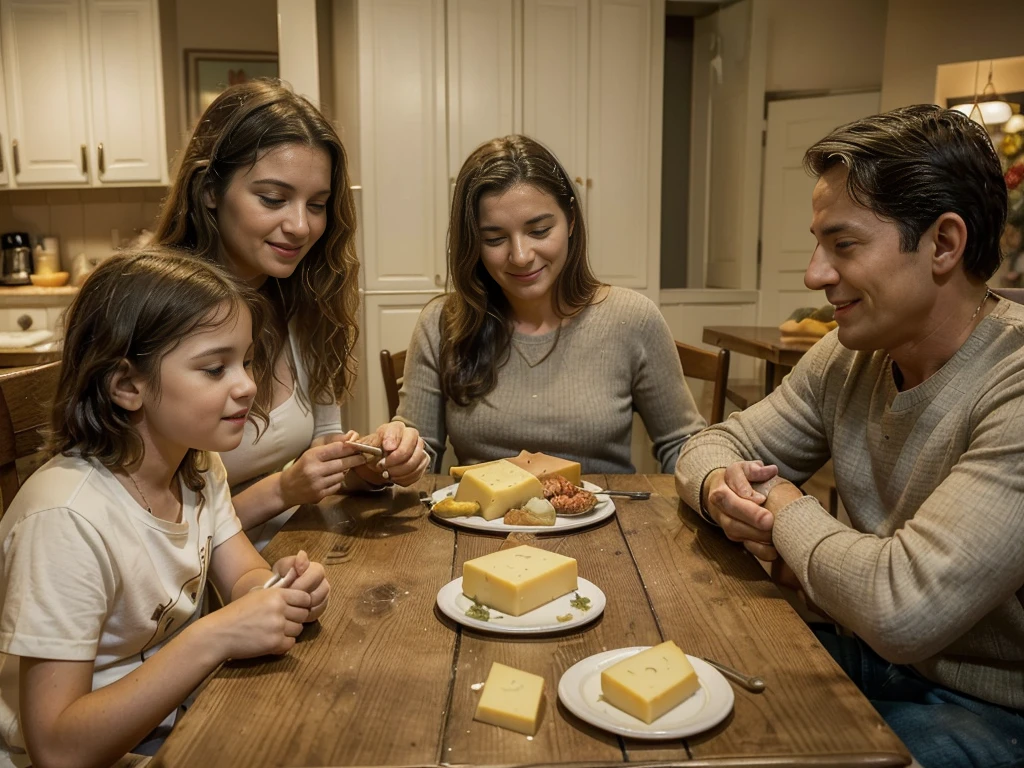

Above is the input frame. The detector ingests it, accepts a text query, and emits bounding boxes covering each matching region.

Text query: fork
[587,488,651,500]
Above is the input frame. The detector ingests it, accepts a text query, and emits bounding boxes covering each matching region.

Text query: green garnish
[556,613,573,622]
[465,598,491,621]
[569,592,591,611]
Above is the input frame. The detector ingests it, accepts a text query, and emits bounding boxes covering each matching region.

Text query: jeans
[814,626,1024,768]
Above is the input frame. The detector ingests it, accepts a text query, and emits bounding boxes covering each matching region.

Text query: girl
[397,135,706,473]
[0,250,329,768]
[153,80,429,547]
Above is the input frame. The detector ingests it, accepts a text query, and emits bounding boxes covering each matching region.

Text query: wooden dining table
[152,475,910,768]
[702,326,818,396]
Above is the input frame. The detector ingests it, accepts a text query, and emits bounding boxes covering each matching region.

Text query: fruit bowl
[29,271,70,287]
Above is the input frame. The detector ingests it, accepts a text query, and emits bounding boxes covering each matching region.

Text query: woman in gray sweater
[396,135,705,474]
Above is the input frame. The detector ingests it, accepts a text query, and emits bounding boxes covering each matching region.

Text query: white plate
[557,647,734,739]
[430,480,615,534]
[437,576,606,634]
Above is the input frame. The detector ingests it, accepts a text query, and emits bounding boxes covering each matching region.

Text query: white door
[586,0,659,291]
[357,0,447,292]
[87,0,166,184]
[446,0,515,178]
[759,92,881,326]
[1,0,90,185]
[521,0,587,192]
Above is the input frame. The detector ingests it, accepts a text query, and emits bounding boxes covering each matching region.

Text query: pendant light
[952,61,1013,127]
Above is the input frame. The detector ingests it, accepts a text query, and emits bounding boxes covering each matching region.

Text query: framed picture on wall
[184,50,279,127]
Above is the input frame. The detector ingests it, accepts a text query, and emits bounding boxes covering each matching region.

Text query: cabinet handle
[0,134,4,173]
[12,140,19,176]
[586,177,593,187]
[81,144,88,174]
[98,143,105,174]
[575,176,583,185]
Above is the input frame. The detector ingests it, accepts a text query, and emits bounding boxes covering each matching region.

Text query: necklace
[126,471,153,515]
[970,289,992,325]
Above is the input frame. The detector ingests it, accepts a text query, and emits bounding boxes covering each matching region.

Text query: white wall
[881,0,1024,110]
[761,0,887,94]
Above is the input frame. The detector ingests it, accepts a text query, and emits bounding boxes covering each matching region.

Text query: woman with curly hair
[397,135,704,474]
[155,80,428,546]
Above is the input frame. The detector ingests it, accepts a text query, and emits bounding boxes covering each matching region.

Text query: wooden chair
[675,341,731,424]
[0,362,60,513]
[379,349,407,421]
[992,287,1024,304]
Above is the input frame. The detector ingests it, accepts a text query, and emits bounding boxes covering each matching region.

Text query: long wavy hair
[153,79,359,406]
[441,135,602,405]
[47,248,273,494]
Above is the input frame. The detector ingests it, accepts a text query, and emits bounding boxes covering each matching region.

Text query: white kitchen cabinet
[86,0,166,183]
[0,0,167,187]
[1,0,90,185]
[0,39,10,188]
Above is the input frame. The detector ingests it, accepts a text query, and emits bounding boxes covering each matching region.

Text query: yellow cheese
[462,544,577,616]
[449,459,503,479]
[600,641,701,724]
[473,662,546,735]
[507,451,582,486]
[454,460,544,521]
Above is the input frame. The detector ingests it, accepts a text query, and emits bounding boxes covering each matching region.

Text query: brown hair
[48,248,273,493]
[804,104,1007,281]
[441,135,602,405]
[153,79,359,405]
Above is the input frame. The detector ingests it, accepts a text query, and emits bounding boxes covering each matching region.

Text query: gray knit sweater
[397,286,706,474]
[676,297,1024,710]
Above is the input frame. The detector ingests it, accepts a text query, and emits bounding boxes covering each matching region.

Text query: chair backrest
[0,361,60,512]
[379,349,407,421]
[992,288,1024,305]
[675,341,730,425]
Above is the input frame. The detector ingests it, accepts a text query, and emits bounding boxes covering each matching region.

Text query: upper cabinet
[352,0,664,295]
[0,0,167,187]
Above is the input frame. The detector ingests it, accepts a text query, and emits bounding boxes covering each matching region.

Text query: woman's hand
[346,422,430,487]
[270,550,330,623]
[279,430,368,506]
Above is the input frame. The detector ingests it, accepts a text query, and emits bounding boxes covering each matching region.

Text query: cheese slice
[600,641,701,724]
[454,460,544,521]
[506,451,582,486]
[474,662,546,735]
[462,544,577,616]
[450,459,503,479]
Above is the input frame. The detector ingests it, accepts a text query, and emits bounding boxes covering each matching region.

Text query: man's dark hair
[804,104,1007,280]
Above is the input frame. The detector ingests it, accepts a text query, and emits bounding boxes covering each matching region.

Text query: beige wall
[936,56,1024,109]
[881,0,1024,110]
[762,0,887,94]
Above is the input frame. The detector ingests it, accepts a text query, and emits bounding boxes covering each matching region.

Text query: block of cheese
[600,641,701,724]
[454,460,544,521]
[506,451,582,486]
[450,459,503,479]
[462,544,577,616]
[474,662,546,735]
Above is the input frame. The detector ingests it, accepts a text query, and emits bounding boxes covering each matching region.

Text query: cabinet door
[586,0,659,289]
[522,0,587,193]
[86,0,166,184]
[0,40,11,187]
[446,0,515,178]
[358,0,447,292]
[0,0,90,185]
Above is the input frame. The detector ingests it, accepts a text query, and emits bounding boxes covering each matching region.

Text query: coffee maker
[1,232,32,285]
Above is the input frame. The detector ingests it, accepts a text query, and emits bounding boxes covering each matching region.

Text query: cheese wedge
[474,662,545,735]
[450,459,503,479]
[600,641,701,724]
[454,460,544,521]
[507,451,582,486]
[462,544,578,616]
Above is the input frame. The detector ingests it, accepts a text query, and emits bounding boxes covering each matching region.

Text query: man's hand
[702,461,780,560]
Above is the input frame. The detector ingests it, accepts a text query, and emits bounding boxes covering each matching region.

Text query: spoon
[587,488,651,499]
[700,657,766,693]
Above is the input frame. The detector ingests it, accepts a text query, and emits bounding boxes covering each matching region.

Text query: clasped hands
[279,422,430,506]
[702,460,803,569]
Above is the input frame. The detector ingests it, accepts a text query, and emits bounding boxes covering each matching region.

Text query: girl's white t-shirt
[0,452,242,767]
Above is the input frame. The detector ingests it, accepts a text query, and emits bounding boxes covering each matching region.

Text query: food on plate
[462,544,577,616]
[503,497,556,526]
[450,450,582,486]
[431,497,481,518]
[779,305,837,343]
[600,640,701,724]
[454,460,544,521]
[542,475,598,516]
[473,661,545,735]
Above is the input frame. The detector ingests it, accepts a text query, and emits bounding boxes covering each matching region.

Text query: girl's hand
[280,430,367,506]
[270,550,330,623]
[203,587,312,659]
[350,422,430,487]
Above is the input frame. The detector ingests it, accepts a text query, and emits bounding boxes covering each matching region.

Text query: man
[675,105,1024,768]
